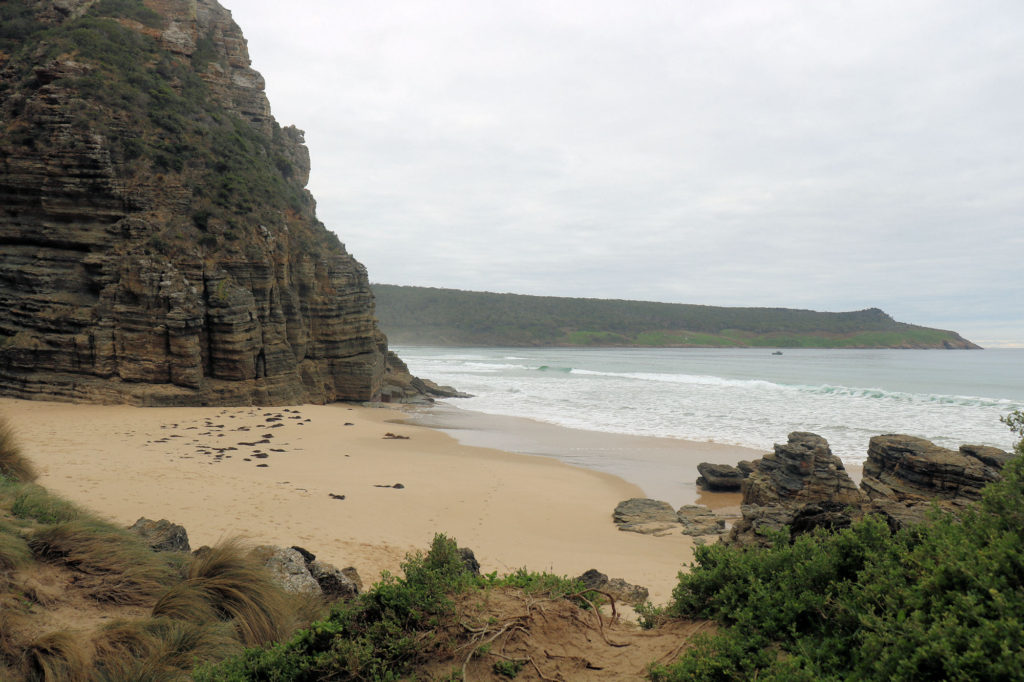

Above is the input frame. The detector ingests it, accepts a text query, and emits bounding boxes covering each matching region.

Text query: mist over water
[395,347,1024,465]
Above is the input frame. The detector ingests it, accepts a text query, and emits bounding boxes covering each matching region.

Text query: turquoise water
[395,347,1024,464]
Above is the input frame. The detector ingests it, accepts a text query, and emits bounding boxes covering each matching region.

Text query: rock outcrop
[725,432,865,545]
[0,0,426,405]
[861,435,1009,529]
[721,432,1012,545]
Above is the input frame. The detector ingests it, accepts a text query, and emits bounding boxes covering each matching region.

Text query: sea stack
[0,0,417,405]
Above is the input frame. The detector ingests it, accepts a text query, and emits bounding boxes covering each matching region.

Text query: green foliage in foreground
[650,412,1024,681]
[372,284,976,348]
[195,535,601,681]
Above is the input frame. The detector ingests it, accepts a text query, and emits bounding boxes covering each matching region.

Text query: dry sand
[0,397,757,603]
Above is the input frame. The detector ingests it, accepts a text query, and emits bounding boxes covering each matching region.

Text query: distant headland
[372,284,981,349]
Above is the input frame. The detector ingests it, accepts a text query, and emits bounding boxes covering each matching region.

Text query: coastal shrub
[195,534,612,680]
[195,534,484,680]
[0,417,36,483]
[654,424,1024,681]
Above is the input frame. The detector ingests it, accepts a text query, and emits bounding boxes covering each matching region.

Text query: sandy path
[1,398,741,603]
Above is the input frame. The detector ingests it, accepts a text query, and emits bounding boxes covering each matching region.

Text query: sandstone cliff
[0,0,419,405]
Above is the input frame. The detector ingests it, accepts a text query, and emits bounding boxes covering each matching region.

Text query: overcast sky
[226,1,1023,347]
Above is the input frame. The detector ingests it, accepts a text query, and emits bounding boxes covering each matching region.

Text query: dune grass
[153,539,301,647]
[28,518,178,606]
[92,617,240,681]
[20,630,93,682]
[0,417,36,483]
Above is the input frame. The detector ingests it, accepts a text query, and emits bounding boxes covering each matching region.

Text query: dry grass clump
[153,539,298,647]
[28,518,177,605]
[91,617,240,681]
[0,524,32,573]
[0,417,36,483]
[20,630,92,682]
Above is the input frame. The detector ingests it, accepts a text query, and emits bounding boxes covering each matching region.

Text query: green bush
[654,416,1024,681]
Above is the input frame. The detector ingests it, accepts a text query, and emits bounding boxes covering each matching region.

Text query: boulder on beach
[677,505,727,536]
[696,462,745,491]
[128,517,191,553]
[612,498,681,535]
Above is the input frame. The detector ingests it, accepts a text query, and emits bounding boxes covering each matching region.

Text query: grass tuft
[154,539,296,646]
[28,518,176,605]
[0,526,32,573]
[20,630,92,682]
[0,417,36,483]
[92,617,239,681]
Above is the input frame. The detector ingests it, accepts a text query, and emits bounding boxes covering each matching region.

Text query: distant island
[372,285,981,349]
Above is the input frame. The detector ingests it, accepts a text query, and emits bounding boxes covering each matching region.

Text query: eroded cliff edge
[0,0,422,405]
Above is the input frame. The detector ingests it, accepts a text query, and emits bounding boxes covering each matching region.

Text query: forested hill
[372,285,981,349]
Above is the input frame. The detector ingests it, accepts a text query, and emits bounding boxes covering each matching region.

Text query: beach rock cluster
[613,498,728,537]
[0,0,435,406]
[717,432,1012,546]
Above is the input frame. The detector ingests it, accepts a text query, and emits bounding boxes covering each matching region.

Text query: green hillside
[371,285,980,349]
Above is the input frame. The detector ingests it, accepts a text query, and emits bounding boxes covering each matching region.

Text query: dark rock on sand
[696,462,745,491]
[309,560,360,600]
[458,547,481,575]
[129,518,191,553]
[613,498,681,535]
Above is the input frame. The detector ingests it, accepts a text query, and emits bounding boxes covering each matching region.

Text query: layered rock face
[725,432,865,545]
[723,432,1012,545]
[0,0,418,405]
[861,435,1010,528]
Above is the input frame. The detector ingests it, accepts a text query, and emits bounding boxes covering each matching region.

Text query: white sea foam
[397,347,1024,464]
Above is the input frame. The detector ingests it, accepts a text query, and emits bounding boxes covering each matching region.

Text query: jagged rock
[0,0,429,406]
[744,432,863,506]
[309,560,360,600]
[861,435,1009,529]
[613,498,682,535]
[677,505,726,536]
[737,460,756,476]
[724,433,1013,544]
[576,569,650,606]
[696,462,744,491]
[128,517,190,552]
[458,547,481,575]
[725,433,864,546]
[252,545,321,595]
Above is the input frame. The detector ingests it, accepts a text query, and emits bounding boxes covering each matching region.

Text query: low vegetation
[194,535,607,680]
[372,284,977,348]
[644,410,1024,681]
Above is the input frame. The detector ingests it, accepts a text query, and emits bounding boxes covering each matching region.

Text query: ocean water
[394,347,1024,465]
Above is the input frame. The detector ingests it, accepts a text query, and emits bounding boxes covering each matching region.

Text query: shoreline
[400,401,762,509]
[0,397,755,603]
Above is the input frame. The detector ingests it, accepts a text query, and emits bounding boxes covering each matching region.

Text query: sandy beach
[0,397,758,603]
